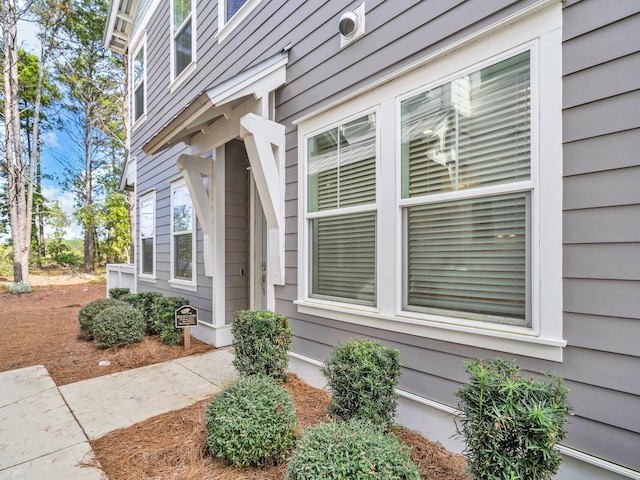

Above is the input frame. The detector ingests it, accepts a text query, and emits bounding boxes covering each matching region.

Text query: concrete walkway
[0,349,236,479]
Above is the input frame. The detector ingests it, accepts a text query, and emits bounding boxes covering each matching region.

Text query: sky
[15,18,84,239]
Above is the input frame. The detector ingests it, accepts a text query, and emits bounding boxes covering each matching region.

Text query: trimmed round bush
[92,304,146,348]
[78,298,128,339]
[205,375,297,467]
[232,310,292,380]
[286,419,420,480]
[322,338,401,427]
[108,287,130,299]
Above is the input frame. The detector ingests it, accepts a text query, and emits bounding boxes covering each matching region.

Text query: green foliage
[455,358,572,480]
[232,310,292,381]
[78,298,127,338]
[205,375,297,467]
[108,287,130,299]
[122,291,163,323]
[92,304,146,348]
[321,339,401,427]
[6,281,32,294]
[148,296,188,346]
[286,419,420,480]
[95,192,131,264]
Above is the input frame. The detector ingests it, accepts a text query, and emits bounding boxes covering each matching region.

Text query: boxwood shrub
[122,291,163,327]
[321,338,401,427]
[148,296,189,346]
[78,298,128,339]
[92,304,146,348]
[205,375,297,467]
[232,310,292,380]
[286,419,420,480]
[108,287,130,299]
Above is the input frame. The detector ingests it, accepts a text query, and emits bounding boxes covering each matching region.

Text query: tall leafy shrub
[321,338,401,427]
[122,291,163,325]
[147,296,189,345]
[232,310,292,380]
[455,358,572,480]
[205,375,297,467]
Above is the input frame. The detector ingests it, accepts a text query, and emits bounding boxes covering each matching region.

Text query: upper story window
[217,0,261,43]
[132,42,146,123]
[172,0,195,80]
[297,2,564,361]
[171,180,197,290]
[139,191,155,278]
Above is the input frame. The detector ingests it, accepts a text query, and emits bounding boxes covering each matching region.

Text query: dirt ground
[0,279,467,480]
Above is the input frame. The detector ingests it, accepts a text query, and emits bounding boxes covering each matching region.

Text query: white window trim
[169,0,197,88]
[138,189,156,282]
[131,36,148,131]
[296,2,565,362]
[217,0,261,43]
[170,179,198,291]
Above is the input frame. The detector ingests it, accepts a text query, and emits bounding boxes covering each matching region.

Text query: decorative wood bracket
[240,113,286,286]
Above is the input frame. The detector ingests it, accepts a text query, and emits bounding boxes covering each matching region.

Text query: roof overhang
[104,0,139,53]
[142,50,289,156]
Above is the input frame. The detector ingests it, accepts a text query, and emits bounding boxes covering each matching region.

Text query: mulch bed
[0,280,468,479]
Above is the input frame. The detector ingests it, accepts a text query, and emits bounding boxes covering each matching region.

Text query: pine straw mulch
[90,375,468,480]
[0,280,468,479]
[0,282,213,386]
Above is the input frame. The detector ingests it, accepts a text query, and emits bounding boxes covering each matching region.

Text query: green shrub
[78,298,128,339]
[6,281,32,294]
[108,287,130,299]
[321,339,401,427]
[147,296,189,345]
[92,304,146,348]
[232,310,292,380]
[286,419,420,480]
[205,375,297,467]
[455,358,572,480]
[122,291,163,325]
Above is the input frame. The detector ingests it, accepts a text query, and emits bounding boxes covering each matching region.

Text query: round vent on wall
[339,3,365,48]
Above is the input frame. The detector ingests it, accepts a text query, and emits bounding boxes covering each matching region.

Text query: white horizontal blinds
[307,114,377,305]
[401,51,531,198]
[402,51,532,326]
[308,115,376,212]
[311,212,376,305]
[172,186,194,281]
[406,193,529,325]
[139,197,153,275]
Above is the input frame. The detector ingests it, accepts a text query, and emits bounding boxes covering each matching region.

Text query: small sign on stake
[175,305,198,351]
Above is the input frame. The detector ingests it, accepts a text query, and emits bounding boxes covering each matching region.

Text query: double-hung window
[306,114,377,306]
[298,4,563,360]
[139,191,155,279]
[171,181,197,289]
[217,0,261,42]
[172,0,195,80]
[401,51,532,327]
[132,43,145,123]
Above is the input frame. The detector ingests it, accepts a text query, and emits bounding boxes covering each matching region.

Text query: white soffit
[104,0,139,53]
[142,51,288,155]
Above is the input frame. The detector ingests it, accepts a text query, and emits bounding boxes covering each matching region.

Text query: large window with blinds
[298,6,563,359]
[139,191,155,278]
[400,51,532,327]
[306,113,377,306]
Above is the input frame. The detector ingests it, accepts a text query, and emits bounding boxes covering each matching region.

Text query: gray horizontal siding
[130,0,640,472]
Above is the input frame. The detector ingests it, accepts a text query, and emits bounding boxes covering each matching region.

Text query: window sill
[295,300,566,362]
[217,0,262,43]
[170,62,196,93]
[169,279,198,292]
[132,113,147,131]
[138,274,156,283]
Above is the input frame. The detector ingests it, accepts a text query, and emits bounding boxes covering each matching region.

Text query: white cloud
[41,185,83,239]
[17,19,40,54]
[42,131,59,148]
